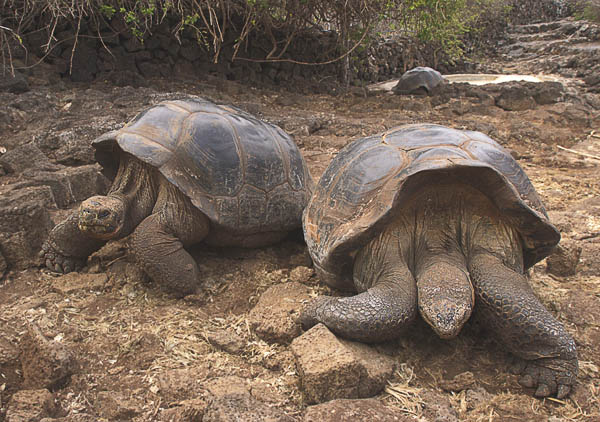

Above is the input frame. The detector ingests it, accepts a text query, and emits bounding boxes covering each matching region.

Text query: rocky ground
[1,17,600,422]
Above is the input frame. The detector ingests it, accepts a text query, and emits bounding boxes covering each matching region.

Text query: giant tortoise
[301,123,577,398]
[41,98,313,295]
[393,66,446,95]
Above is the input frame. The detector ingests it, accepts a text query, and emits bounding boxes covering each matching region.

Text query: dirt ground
[1,18,600,422]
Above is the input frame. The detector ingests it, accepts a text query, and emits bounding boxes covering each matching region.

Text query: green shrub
[0,0,577,80]
[572,0,600,22]
[379,0,475,65]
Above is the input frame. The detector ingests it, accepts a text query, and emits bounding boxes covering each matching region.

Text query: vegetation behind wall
[572,0,600,22]
[0,0,573,86]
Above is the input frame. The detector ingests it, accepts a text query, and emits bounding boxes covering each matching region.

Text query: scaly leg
[129,182,210,297]
[41,212,105,273]
[469,252,577,398]
[300,227,417,343]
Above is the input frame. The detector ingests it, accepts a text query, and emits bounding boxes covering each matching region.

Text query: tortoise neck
[108,152,158,236]
[356,182,525,285]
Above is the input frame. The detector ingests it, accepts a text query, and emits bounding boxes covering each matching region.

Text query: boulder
[495,85,537,111]
[95,391,143,420]
[438,371,476,392]
[304,398,411,422]
[123,37,144,53]
[0,71,29,93]
[248,282,312,344]
[205,329,246,355]
[532,81,564,104]
[0,143,58,174]
[24,165,110,208]
[19,323,76,390]
[34,126,107,166]
[157,366,210,403]
[0,185,55,269]
[291,324,395,403]
[5,389,57,422]
[546,242,582,277]
[203,393,294,422]
[420,389,459,422]
[65,42,98,83]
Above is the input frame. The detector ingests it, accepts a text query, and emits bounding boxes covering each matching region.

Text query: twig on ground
[557,145,600,161]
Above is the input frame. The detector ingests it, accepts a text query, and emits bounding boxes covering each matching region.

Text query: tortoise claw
[41,240,84,274]
[557,384,571,399]
[516,357,577,398]
[519,374,535,388]
[299,296,334,330]
[534,383,552,398]
[510,358,527,375]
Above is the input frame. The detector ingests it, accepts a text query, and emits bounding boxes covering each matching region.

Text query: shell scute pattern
[303,124,560,288]
[123,104,186,148]
[393,67,445,94]
[383,124,468,150]
[233,115,287,191]
[331,145,403,208]
[93,98,311,233]
[180,112,243,197]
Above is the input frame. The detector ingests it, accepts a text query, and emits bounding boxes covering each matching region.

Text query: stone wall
[5,16,463,93]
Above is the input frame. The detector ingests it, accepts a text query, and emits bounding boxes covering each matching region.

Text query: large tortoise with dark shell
[41,98,313,295]
[301,123,577,398]
[393,66,446,95]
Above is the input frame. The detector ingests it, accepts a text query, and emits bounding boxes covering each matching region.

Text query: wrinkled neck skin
[107,152,158,238]
[354,181,524,338]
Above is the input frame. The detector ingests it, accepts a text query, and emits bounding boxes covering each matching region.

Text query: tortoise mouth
[78,195,125,240]
[78,222,121,239]
[419,302,472,340]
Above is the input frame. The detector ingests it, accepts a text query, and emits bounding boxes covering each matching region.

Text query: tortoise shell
[93,98,312,234]
[393,67,445,95]
[303,124,560,290]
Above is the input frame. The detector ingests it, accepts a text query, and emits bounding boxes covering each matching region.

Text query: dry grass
[384,363,425,417]
[0,0,570,82]
[0,0,381,72]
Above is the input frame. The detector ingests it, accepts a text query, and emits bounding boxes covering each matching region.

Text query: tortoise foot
[40,240,85,274]
[299,296,336,331]
[516,357,578,399]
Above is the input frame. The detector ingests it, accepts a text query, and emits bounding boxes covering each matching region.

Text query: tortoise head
[419,297,473,339]
[417,261,475,340]
[78,195,125,240]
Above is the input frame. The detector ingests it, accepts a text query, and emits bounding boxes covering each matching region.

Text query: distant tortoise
[393,66,445,95]
[41,98,313,296]
[301,124,577,398]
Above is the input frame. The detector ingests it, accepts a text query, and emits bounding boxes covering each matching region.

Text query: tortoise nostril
[98,210,110,218]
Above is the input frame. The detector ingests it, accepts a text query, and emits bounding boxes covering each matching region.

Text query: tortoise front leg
[469,252,578,398]
[41,212,106,273]
[129,208,210,297]
[301,230,417,343]
[300,279,417,343]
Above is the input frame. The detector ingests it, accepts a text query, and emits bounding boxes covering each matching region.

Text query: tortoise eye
[98,210,110,218]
